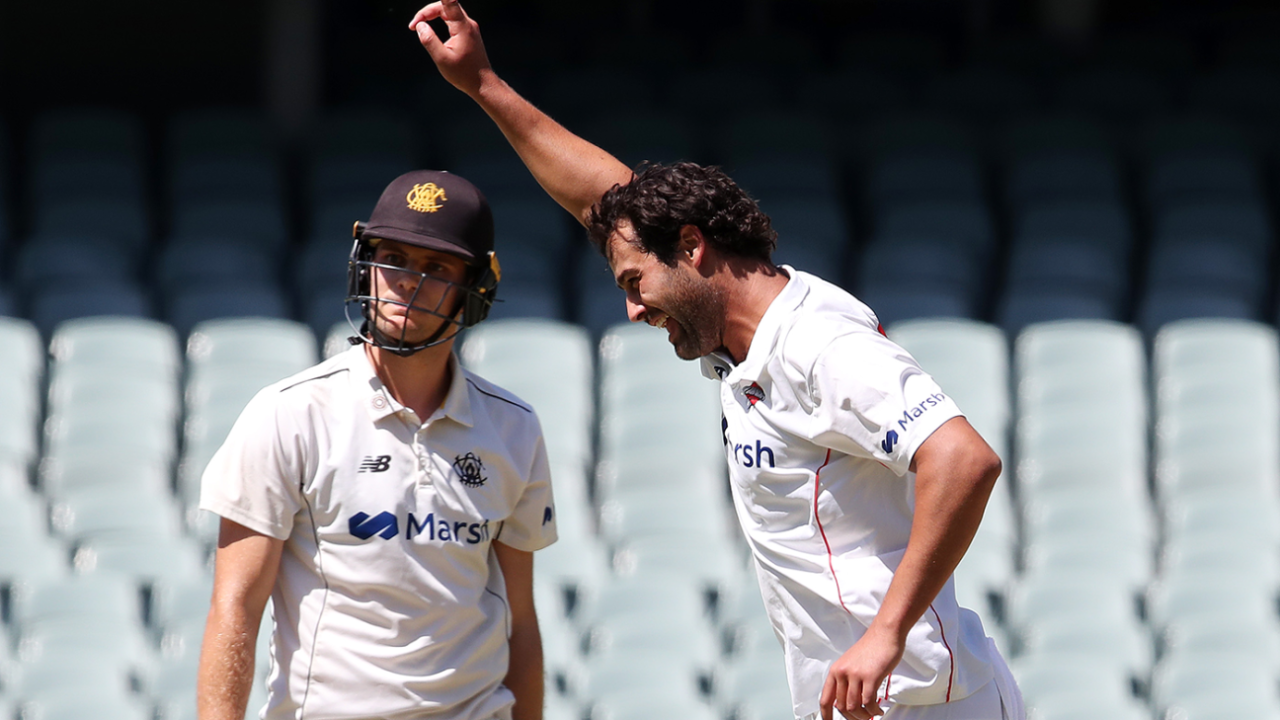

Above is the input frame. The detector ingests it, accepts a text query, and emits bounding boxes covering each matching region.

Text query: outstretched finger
[407,2,443,30]
[414,18,442,55]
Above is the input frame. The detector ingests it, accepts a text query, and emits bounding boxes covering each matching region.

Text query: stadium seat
[873,200,995,262]
[48,488,185,544]
[925,66,1039,124]
[609,534,745,592]
[668,67,784,116]
[1151,652,1280,716]
[716,110,834,166]
[309,108,419,168]
[867,152,984,207]
[855,237,983,311]
[48,316,181,378]
[1161,620,1280,671]
[11,573,144,632]
[1016,618,1153,682]
[1145,148,1263,208]
[762,197,852,277]
[795,68,913,123]
[1002,240,1126,310]
[1187,67,1280,122]
[1152,199,1273,258]
[1011,199,1133,262]
[715,648,794,720]
[13,234,135,293]
[30,108,145,161]
[29,284,153,339]
[1010,653,1140,711]
[859,287,973,328]
[997,291,1119,337]
[1006,570,1141,635]
[156,236,278,300]
[1004,149,1123,206]
[459,318,594,470]
[308,154,418,210]
[451,155,547,198]
[1146,571,1278,632]
[74,535,207,585]
[1162,489,1280,547]
[597,491,734,546]
[168,286,293,340]
[170,199,290,257]
[170,154,284,205]
[31,155,144,204]
[168,107,275,159]
[577,110,699,168]
[729,156,842,205]
[31,197,150,260]
[539,67,659,123]
[1144,238,1265,305]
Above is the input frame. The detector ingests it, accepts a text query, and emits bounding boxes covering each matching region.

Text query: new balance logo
[359,455,391,473]
[350,511,399,540]
[881,430,899,454]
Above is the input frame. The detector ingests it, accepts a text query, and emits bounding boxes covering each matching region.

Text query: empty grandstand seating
[5,21,1280,717]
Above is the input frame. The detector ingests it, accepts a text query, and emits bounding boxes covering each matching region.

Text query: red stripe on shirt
[929,604,955,702]
[812,449,850,614]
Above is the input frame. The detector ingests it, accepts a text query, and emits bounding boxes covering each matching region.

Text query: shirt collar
[349,346,474,427]
[719,266,808,384]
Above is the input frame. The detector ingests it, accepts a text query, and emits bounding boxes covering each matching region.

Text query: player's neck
[365,341,456,421]
[719,260,790,364]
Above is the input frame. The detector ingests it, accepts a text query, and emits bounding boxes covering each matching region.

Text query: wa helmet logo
[453,452,487,487]
[881,430,899,454]
[406,182,447,213]
[350,511,399,540]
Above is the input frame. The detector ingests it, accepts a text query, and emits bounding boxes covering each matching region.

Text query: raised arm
[820,417,1001,720]
[198,518,283,720]
[409,0,633,226]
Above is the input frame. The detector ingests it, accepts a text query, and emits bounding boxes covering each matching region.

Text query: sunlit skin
[368,238,469,344]
[608,221,728,361]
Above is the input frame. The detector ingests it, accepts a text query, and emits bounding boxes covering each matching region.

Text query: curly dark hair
[587,162,777,266]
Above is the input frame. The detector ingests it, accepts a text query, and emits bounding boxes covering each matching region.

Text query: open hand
[408,0,491,97]
[819,626,905,720]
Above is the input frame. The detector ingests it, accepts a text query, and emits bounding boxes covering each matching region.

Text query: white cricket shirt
[201,346,557,720]
[701,269,997,718]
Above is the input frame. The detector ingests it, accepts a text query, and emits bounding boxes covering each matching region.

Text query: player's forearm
[871,423,1000,642]
[469,69,633,226]
[197,607,263,720]
[504,622,545,720]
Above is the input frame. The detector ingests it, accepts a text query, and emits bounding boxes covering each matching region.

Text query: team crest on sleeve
[743,382,765,408]
[452,452,488,487]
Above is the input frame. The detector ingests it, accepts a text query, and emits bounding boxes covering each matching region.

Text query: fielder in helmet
[347,169,501,355]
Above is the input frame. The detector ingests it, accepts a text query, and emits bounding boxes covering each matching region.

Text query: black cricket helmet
[346,170,501,355]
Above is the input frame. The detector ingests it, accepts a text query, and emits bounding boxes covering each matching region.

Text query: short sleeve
[494,422,558,553]
[807,329,963,476]
[199,386,308,540]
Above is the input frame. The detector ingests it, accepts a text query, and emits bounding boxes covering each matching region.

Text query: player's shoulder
[460,366,536,418]
[778,270,885,366]
[246,349,353,414]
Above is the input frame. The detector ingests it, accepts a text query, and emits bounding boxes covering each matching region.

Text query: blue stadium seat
[170,199,289,258]
[31,155,145,202]
[170,155,284,205]
[540,67,659,122]
[573,248,629,338]
[857,287,972,328]
[1012,199,1134,262]
[1003,240,1126,311]
[1145,149,1262,208]
[1136,289,1257,337]
[30,108,145,161]
[1187,67,1280,122]
[311,108,419,163]
[874,200,994,262]
[48,488,185,544]
[728,156,842,204]
[156,236,277,300]
[838,32,944,76]
[1004,150,1123,206]
[308,198,370,243]
[307,154,417,210]
[167,285,291,339]
[451,155,546,198]
[13,235,135,293]
[29,283,152,338]
[1144,239,1265,307]
[1152,199,1273,259]
[866,151,984,207]
[716,110,833,165]
[855,237,983,310]
[578,110,699,168]
[1002,114,1114,158]
[168,107,275,160]
[766,197,852,277]
[669,67,783,115]
[31,198,150,260]
[48,316,181,378]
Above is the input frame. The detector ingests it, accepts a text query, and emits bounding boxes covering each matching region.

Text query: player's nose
[625,295,646,323]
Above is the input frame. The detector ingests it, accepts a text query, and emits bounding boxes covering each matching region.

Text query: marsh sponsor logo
[348,509,490,544]
[723,418,776,468]
[896,393,948,432]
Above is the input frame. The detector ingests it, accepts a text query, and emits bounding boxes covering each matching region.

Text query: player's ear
[678,224,706,266]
